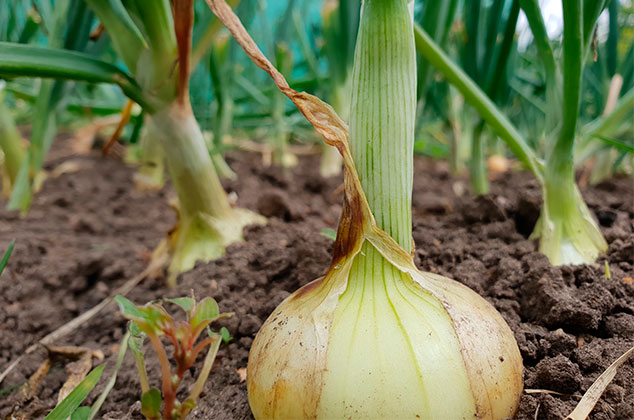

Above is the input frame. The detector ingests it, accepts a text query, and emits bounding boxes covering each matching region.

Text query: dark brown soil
[1,139,632,420]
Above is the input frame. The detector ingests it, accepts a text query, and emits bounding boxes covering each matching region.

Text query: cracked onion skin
[247,245,523,420]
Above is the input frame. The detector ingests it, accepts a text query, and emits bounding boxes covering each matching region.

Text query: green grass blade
[44,365,104,420]
[0,43,151,109]
[71,406,91,420]
[233,73,269,105]
[0,240,15,276]
[88,332,130,420]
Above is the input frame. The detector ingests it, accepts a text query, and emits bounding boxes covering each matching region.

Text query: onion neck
[149,103,232,220]
[532,149,608,265]
[349,0,416,252]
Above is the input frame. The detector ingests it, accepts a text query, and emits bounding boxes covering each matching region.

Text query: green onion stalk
[412,0,611,266]
[318,0,354,177]
[319,75,351,177]
[208,31,237,180]
[271,43,297,168]
[84,0,264,285]
[208,0,523,418]
[0,99,26,196]
[133,118,166,191]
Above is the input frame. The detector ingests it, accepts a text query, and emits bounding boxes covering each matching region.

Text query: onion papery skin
[247,241,523,420]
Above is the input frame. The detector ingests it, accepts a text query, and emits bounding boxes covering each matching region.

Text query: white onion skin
[247,247,523,420]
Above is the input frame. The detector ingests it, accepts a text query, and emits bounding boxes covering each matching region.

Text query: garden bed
[1,138,632,420]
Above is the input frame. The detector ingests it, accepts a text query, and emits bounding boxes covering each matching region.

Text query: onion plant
[2,0,94,213]
[413,0,628,266]
[318,0,360,177]
[208,0,523,418]
[0,0,264,285]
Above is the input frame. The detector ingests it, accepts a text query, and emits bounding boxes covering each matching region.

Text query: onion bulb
[246,178,523,419]
[206,0,524,418]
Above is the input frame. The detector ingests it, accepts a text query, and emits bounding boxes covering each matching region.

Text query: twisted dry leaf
[566,345,634,420]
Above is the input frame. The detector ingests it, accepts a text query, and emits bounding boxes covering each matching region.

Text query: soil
[1,137,632,420]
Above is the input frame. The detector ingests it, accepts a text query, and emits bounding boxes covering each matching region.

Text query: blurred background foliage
[1,0,632,186]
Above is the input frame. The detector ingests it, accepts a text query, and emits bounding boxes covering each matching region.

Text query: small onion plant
[412,0,631,266]
[0,0,265,285]
[209,0,523,419]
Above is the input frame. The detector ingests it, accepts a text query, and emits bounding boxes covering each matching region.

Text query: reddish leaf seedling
[115,295,232,420]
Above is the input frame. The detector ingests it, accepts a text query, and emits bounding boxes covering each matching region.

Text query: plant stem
[147,102,265,287]
[582,86,633,143]
[271,44,294,168]
[208,38,237,180]
[191,0,241,72]
[534,166,607,265]
[148,334,175,418]
[151,104,232,226]
[133,351,150,394]
[187,337,221,406]
[350,0,416,251]
[320,80,349,177]
[519,0,561,131]
[550,0,583,173]
[0,101,25,189]
[82,0,146,72]
[470,122,489,194]
[413,24,543,183]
